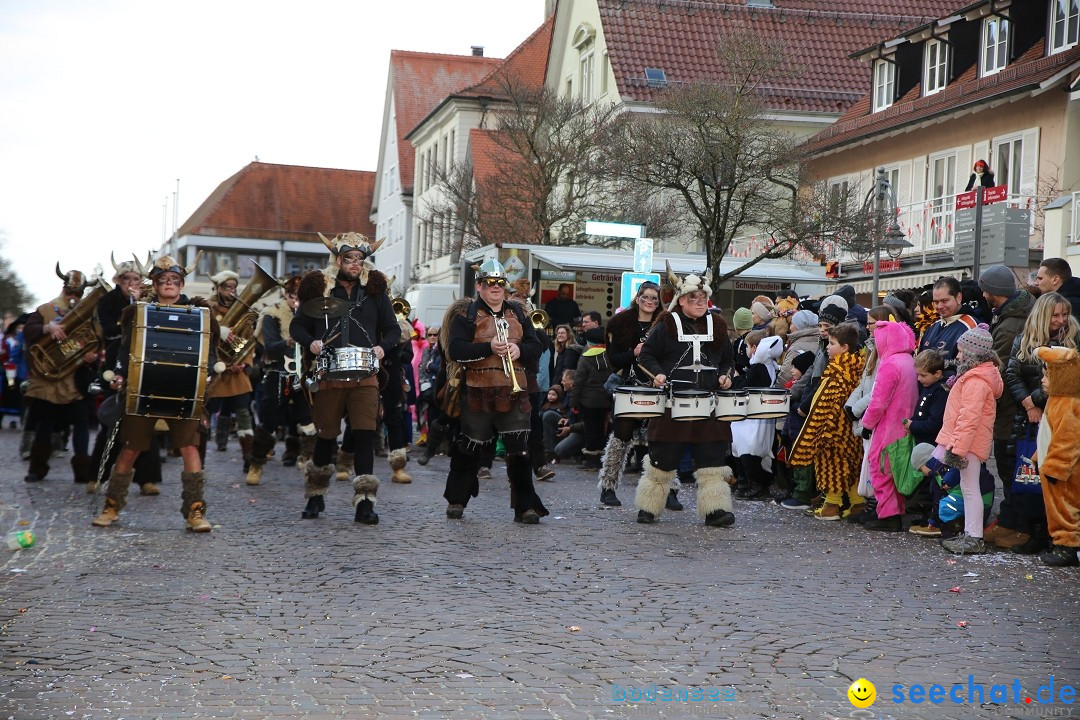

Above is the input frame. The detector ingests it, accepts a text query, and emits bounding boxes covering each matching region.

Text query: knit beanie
[836,284,857,308]
[978,264,1018,297]
[910,443,936,472]
[584,327,605,345]
[733,307,753,331]
[791,350,815,375]
[791,309,818,331]
[882,294,907,313]
[751,301,774,324]
[957,323,994,359]
[817,295,848,326]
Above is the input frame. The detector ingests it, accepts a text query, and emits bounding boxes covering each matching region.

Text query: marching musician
[206,270,256,468]
[89,254,164,496]
[441,259,547,523]
[596,281,663,507]
[635,269,738,527]
[245,275,315,485]
[92,255,218,532]
[22,266,95,483]
[377,294,415,485]
[510,278,556,485]
[290,232,399,524]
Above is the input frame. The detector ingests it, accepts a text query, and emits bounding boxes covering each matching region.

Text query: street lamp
[867,168,912,301]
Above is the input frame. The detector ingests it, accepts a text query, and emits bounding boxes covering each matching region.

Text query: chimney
[471,45,484,57]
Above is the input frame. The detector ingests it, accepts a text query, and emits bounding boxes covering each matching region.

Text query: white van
[404,283,460,330]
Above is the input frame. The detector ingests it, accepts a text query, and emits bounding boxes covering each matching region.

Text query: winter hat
[847,303,869,328]
[751,301,774,324]
[775,295,799,317]
[882,294,907,314]
[733,307,753,331]
[978,264,1018,298]
[791,350,815,375]
[836,284,857,309]
[791,309,818,331]
[817,295,848,326]
[910,443,936,472]
[583,327,605,345]
[957,323,994,359]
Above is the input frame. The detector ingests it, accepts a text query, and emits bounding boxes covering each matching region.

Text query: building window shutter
[1018,127,1040,202]
[956,146,972,195]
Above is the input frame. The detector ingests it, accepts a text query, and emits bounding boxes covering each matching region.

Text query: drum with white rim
[612,385,666,418]
[669,388,715,421]
[746,388,790,419]
[714,390,749,421]
[316,346,380,382]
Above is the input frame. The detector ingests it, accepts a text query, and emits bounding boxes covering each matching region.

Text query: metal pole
[972,184,984,279]
[172,179,180,258]
[871,169,885,301]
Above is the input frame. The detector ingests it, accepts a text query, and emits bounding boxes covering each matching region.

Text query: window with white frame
[982,16,1009,75]
[994,135,1024,202]
[928,152,957,246]
[1050,0,1079,53]
[872,59,895,112]
[924,39,948,95]
[580,48,595,102]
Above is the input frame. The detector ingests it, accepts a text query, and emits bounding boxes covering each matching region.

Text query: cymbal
[677,362,717,372]
[301,297,350,319]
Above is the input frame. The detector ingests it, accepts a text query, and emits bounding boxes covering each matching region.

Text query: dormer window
[982,16,1009,76]
[872,59,895,112]
[572,22,597,103]
[1050,0,1079,54]
[924,39,948,96]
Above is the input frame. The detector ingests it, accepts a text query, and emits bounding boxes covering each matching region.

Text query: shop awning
[847,269,967,295]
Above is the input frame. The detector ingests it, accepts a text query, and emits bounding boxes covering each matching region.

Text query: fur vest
[298,264,388,304]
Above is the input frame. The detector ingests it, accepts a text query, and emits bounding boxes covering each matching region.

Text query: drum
[746,389,790,419]
[612,386,666,418]
[125,303,212,419]
[714,390,749,421]
[669,389,715,421]
[316,346,380,382]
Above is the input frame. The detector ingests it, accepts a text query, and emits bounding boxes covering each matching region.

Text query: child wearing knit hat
[936,323,1003,554]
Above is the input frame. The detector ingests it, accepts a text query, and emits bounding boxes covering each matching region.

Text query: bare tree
[0,234,35,318]
[605,32,866,281]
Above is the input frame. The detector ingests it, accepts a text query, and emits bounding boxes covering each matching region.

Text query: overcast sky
[0,0,544,306]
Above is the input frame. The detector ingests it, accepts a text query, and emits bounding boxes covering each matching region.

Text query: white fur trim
[696,466,734,517]
[635,458,674,516]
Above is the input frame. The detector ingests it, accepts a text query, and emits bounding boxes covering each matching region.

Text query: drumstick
[635,363,658,381]
[322,331,340,345]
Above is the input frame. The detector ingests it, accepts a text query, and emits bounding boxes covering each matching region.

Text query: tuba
[217,262,280,365]
[28,279,111,380]
[391,296,411,322]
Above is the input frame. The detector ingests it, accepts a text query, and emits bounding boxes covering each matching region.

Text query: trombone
[494,317,525,395]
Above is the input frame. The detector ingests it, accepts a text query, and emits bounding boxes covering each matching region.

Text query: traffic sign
[620,272,661,309]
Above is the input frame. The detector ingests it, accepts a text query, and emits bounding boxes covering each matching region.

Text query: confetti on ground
[948,586,962,593]
[957,621,969,628]
[567,626,581,632]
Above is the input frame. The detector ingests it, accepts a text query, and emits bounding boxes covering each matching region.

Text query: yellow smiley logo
[848,678,876,708]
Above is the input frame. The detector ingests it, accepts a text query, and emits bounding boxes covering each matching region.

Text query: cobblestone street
[2,427,1078,720]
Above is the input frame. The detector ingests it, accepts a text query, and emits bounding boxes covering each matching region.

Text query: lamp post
[869,168,912,301]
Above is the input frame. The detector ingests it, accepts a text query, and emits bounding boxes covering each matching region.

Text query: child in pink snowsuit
[860,319,918,529]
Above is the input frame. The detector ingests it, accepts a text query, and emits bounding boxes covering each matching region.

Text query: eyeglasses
[426,333,438,338]
[340,255,365,265]
[684,294,709,303]
[481,278,507,288]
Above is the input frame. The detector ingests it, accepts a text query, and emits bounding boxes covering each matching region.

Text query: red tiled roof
[178,162,376,242]
[805,41,1080,154]
[459,16,555,99]
[389,51,502,193]
[597,0,961,113]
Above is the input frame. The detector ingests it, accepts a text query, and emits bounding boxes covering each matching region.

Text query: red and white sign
[956,185,1008,210]
[863,259,901,274]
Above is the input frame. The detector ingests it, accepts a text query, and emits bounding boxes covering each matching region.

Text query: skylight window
[645,67,667,88]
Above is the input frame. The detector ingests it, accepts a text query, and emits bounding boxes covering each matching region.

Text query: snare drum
[746,389,790,419]
[316,346,380,382]
[125,303,212,419]
[612,386,666,418]
[714,390,749,421]
[669,389,715,421]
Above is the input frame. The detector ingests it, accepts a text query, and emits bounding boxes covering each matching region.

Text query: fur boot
[99,466,136,516]
[180,470,206,520]
[24,441,52,482]
[697,465,736,527]
[70,454,91,483]
[297,431,315,467]
[389,448,411,483]
[635,457,675,522]
[281,436,299,467]
[303,460,335,498]
[336,449,354,481]
[353,475,380,524]
[597,436,629,492]
[246,427,275,485]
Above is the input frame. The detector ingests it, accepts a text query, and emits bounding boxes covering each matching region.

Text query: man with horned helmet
[246,274,315,485]
[291,232,400,524]
[22,264,95,483]
[92,254,219,532]
[440,258,548,523]
[635,264,738,527]
[89,252,164,496]
[206,269,256,468]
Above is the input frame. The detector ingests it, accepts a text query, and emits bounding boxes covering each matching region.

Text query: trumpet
[529,308,550,331]
[494,317,525,395]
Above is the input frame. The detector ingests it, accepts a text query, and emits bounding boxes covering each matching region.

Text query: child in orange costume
[1032,346,1080,566]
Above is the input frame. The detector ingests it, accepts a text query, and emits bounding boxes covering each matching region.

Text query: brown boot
[239,434,254,474]
[186,501,212,532]
[336,449,354,481]
[140,482,161,496]
[24,441,52,482]
[389,448,412,484]
[92,498,120,527]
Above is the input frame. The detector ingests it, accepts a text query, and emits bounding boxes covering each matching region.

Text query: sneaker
[779,496,811,511]
[863,514,903,532]
[908,524,942,537]
[1039,544,1080,567]
[813,503,841,521]
[477,467,492,481]
[941,533,986,555]
[535,465,556,482]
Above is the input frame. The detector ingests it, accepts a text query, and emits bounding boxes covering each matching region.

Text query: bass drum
[612,386,666,418]
[669,389,715,421]
[125,303,212,419]
[746,389,790,419]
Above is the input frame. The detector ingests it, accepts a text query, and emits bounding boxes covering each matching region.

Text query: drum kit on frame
[299,296,380,387]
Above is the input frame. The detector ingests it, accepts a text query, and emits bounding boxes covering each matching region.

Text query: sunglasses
[426,333,438,338]
[481,278,507,288]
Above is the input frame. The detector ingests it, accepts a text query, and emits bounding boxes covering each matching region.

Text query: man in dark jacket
[1036,258,1080,322]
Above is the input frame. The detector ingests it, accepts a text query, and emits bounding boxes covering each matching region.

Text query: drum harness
[668,314,714,390]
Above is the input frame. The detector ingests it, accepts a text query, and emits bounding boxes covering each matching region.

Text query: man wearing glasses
[441,259,547,523]
[636,271,738,527]
[92,255,219,532]
[291,232,399,525]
